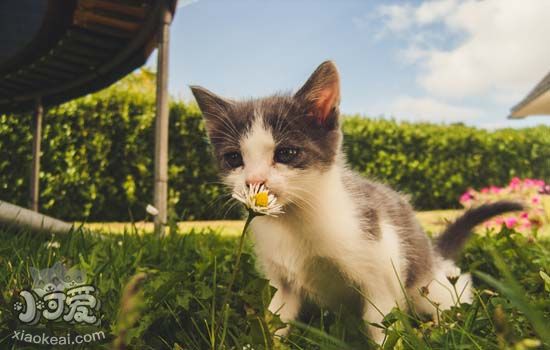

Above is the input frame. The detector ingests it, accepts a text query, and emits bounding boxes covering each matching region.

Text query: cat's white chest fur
[250,167,406,313]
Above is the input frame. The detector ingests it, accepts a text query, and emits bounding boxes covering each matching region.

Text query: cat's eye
[223,152,243,168]
[275,148,299,164]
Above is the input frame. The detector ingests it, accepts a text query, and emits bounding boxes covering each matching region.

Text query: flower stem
[216,211,256,344]
[225,211,255,297]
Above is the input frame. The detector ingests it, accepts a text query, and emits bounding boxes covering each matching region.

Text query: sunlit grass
[82,210,464,236]
[82,220,246,236]
[1,220,549,349]
[85,209,550,237]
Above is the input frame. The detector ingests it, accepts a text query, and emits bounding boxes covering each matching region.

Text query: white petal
[146,204,159,216]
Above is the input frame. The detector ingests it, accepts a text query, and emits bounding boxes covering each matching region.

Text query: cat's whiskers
[280,197,319,230]
[205,108,241,141]
[204,191,235,214]
[283,187,320,215]
[221,200,242,220]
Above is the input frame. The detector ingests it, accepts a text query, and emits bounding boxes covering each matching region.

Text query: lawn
[1,221,549,350]
[82,210,464,237]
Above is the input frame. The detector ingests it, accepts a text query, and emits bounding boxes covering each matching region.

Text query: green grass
[1,224,549,349]
[83,209,550,238]
[81,210,464,236]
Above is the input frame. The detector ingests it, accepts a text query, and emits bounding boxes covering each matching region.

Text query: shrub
[0,70,236,221]
[1,70,549,220]
[343,117,550,210]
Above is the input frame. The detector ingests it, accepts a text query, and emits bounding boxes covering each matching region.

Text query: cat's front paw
[369,326,387,347]
[274,324,291,338]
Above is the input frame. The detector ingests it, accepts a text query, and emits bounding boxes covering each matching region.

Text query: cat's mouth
[232,184,284,217]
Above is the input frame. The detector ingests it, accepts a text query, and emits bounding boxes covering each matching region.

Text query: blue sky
[146,0,550,129]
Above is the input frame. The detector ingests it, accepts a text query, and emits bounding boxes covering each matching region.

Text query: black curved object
[0,0,177,113]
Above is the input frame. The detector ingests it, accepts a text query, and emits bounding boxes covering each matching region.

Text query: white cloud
[372,0,550,126]
[377,0,459,33]
[422,0,550,100]
[378,0,550,102]
[375,4,415,34]
[415,0,459,25]
[400,46,430,64]
[390,96,482,122]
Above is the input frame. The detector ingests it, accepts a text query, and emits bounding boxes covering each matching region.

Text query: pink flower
[460,192,473,203]
[510,177,521,190]
[504,217,518,228]
[539,184,550,195]
[524,179,545,188]
[462,178,548,232]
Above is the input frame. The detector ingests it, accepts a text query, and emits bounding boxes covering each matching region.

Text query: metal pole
[30,97,43,212]
[0,200,72,235]
[154,1,172,236]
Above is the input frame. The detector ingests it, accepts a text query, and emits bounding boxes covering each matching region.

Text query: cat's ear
[77,269,87,282]
[190,86,232,121]
[52,262,65,275]
[295,61,340,126]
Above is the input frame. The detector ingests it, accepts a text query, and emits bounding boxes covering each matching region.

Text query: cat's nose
[245,176,266,187]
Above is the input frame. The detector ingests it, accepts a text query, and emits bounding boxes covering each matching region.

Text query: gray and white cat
[30,262,66,297]
[30,263,88,297]
[190,61,521,344]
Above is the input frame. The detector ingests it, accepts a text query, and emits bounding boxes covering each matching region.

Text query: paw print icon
[13,301,24,312]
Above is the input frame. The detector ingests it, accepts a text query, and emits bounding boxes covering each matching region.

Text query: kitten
[30,262,66,297]
[190,61,522,344]
[63,266,87,289]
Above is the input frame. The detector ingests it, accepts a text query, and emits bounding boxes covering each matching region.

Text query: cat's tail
[435,201,523,260]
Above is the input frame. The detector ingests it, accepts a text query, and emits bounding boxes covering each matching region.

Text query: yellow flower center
[254,192,269,207]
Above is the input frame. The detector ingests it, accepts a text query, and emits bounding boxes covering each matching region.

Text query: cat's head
[30,262,66,296]
[63,266,87,289]
[191,61,342,208]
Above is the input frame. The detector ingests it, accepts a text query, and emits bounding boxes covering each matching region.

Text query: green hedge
[1,71,229,221]
[343,118,550,209]
[1,70,549,221]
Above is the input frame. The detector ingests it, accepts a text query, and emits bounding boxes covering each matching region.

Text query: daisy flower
[217,184,283,331]
[146,204,159,216]
[45,241,60,249]
[232,183,284,217]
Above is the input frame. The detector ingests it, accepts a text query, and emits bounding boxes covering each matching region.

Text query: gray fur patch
[342,170,434,287]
